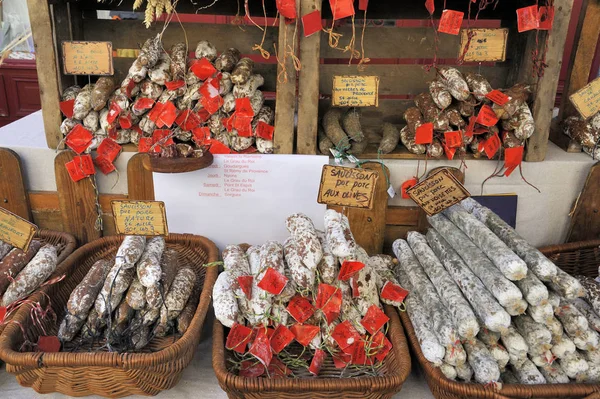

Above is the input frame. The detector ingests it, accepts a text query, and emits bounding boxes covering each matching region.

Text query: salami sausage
[316,231,338,285]
[286,213,323,270]
[438,67,470,101]
[558,351,589,381]
[463,338,501,384]
[67,259,112,316]
[249,245,272,325]
[500,326,529,368]
[527,302,554,324]
[551,334,576,359]
[570,298,600,332]
[95,263,135,317]
[126,277,147,310]
[160,267,196,323]
[146,248,178,309]
[513,358,546,384]
[91,77,115,111]
[516,270,549,307]
[195,40,217,61]
[324,210,355,258]
[514,314,552,353]
[456,362,473,382]
[555,301,589,337]
[576,275,600,315]
[177,275,202,334]
[115,236,146,270]
[213,271,241,328]
[539,363,570,383]
[440,363,457,380]
[0,240,42,295]
[429,79,452,110]
[137,237,165,287]
[215,48,241,72]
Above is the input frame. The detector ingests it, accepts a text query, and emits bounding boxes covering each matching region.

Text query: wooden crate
[27,0,296,153]
[296,0,574,161]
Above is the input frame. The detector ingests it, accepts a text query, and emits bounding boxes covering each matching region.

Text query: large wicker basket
[213,304,411,399]
[400,239,600,399]
[0,229,77,335]
[0,233,219,398]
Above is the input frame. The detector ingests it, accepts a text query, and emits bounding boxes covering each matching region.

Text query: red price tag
[190,58,217,80]
[97,137,121,163]
[152,129,175,152]
[200,95,224,115]
[331,320,361,350]
[235,98,255,118]
[93,155,116,175]
[438,10,464,35]
[257,267,289,295]
[197,108,211,123]
[270,324,295,354]
[444,131,463,148]
[148,102,166,123]
[347,340,369,365]
[485,90,509,106]
[226,322,253,354]
[338,260,365,281]
[381,281,409,305]
[290,323,320,347]
[443,142,457,160]
[504,146,524,176]
[107,101,122,124]
[476,105,499,127]
[538,6,554,30]
[37,336,61,353]
[255,121,275,140]
[164,80,185,91]
[302,11,322,37]
[66,157,92,182]
[401,178,418,199]
[309,349,326,376]
[464,116,476,137]
[239,360,265,378]
[372,330,392,362]
[329,0,354,20]
[415,122,433,145]
[133,97,155,114]
[333,351,352,368]
[249,327,273,367]
[118,112,133,129]
[138,137,153,153]
[360,305,390,335]
[276,0,297,19]
[75,154,95,175]
[237,275,253,299]
[192,127,211,146]
[200,77,221,99]
[222,115,235,132]
[483,133,501,159]
[156,101,177,128]
[425,0,435,15]
[65,124,93,154]
[234,115,254,137]
[123,78,137,98]
[315,283,342,324]
[0,306,7,323]
[59,99,75,118]
[351,277,360,298]
[209,140,232,155]
[176,109,203,131]
[268,357,291,377]
[517,5,539,32]
[286,295,315,323]
[358,0,368,11]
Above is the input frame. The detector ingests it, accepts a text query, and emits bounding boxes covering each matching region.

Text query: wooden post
[296,0,321,155]
[566,162,600,242]
[0,148,32,221]
[127,153,155,200]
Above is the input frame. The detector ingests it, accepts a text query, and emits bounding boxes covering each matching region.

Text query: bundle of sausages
[0,240,59,308]
[57,236,200,352]
[562,112,600,159]
[213,211,407,377]
[60,36,274,162]
[394,198,600,386]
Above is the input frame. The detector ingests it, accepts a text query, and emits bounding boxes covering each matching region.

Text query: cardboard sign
[0,207,37,251]
[570,76,600,119]
[62,41,113,75]
[332,75,379,107]
[459,28,508,62]
[111,200,168,236]
[406,168,470,216]
[317,165,378,209]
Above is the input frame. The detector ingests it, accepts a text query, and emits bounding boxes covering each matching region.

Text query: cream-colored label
[332,75,379,107]
[62,41,114,75]
[111,200,168,236]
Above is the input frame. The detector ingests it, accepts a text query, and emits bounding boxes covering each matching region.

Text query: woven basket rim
[35,229,78,265]
[0,233,219,369]
[212,304,411,393]
[401,239,600,399]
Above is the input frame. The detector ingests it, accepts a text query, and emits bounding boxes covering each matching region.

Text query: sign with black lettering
[317,165,378,209]
[111,200,168,236]
[0,207,37,251]
[406,168,470,216]
[62,41,114,76]
[332,75,379,107]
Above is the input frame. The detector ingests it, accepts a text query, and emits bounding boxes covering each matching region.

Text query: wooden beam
[0,148,31,221]
[566,162,600,242]
[127,153,155,200]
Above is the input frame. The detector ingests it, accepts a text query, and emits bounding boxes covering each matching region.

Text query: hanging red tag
[333,351,352,368]
[415,122,433,145]
[371,330,392,362]
[302,10,322,37]
[249,327,273,367]
[358,0,368,11]
[152,129,175,153]
[176,109,203,131]
[37,336,61,352]
[464,116,476,137]
[133,97,155,114]
[351,277,360,298]
[538,6,554,30]
[444,131,463,148]
[347,340,369,365]
[209,140,232,155]
[331,320,361,350]
[237,120,253,138]
[138,137,153,153]
[401,178,418,199]
[192,127,211,146]
[329,0,354,20]
[65,161,86,182]
[309,349,326,376]
[190,58,217,80]
[270,324,295,354]
[123,78,137,98]
[485,90,510,106]
[107,101,122,125]
[425,0,435,14]
[222,115,235,132]
[237,275,253,299]
[226,322,253,354]
[476,105,499,127]
[483,134,501,159]
[517,5,539,32]
[239,360,265,378]
[235,98,255,118]
[74,154,95,176]
[290,323,320,346]
[94,155,116,175]
[438,10,464,35]
[504,146,524,176]
[287,295,315,323]
[197,108,211,123]
[118,112,133,129]
[97,137,121,163]
[338,260,365,281]
[59,99,75,118]
[315,283,342,324]
[148,102,166,123]
[156,101,177,128]
[255,122,275,140]
[200,77,221,99]
[443,142,457,160]
[380,281,409,304]
[0,307,6,323]
[257,267,289,295]
[276,0,297,19]
[268,357,291,378]
[65,125,93,154]
[360,305,390,335]
[200,95,224,115]
[164,80,185,91]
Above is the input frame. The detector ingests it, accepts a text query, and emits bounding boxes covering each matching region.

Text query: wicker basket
[0,233,219,398]
[400,239,600,399]
[213,304,411,399]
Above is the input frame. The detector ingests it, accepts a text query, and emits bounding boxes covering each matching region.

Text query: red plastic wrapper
[59,99,75,118]
[287,295,315,323]
[65,125,93,154]
[226,322,253,354]
[270,324,295,354]
[415,122,433,145]
[257,267,289,295]
[97,137,121,163]
[338,260,365,281]
[331,320,361,350]
[290,323,320,347]
[190,58,217,80]
[309,349,327,376]
[360,305,389,334]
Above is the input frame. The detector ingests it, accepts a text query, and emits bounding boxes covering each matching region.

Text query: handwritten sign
[459,28,508,62]
[406,168,470,216]
[332,76,379,107]
[0,207,37,251]
[62,41,114,75]
[317,165,378,209]
[111,200,168,236]
[570,76,600,119]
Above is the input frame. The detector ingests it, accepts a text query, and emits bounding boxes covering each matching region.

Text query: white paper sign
[153,154,329,250]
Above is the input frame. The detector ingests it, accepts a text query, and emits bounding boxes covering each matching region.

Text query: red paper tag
[485,90,509,106]
[415,122,433,145]
[333,351,352,368]
[309,349,326,376]
[192,127,211,146]
[315,283,342,324]
[287,295,315,323]
[360,305,390,335]
[351,277,360,298]
[425,0,435,15]
[237,275,253,299]
[0,307,6,323]
[197,108,211,123]
[164,80,185,91]
[148,101,166,123]
[538,6,554,30]
[270,324,295,354]
[401,178,418,199]
[124,78,137,98]
[249,327,273,367]
[372,330,392,362]
[237,121,253,138]
[329,0,354,20]
[93,155,116,175]
[108,126,118,140]
[483,133,501,159]
[443,142,457,160]
[290,323,320,347]
[338,260,365,281]
[465,116,476,137]
[348,340,368,365]
[302,10,322,37]
[476,105,499,127]
[257,267,289,295]
[65,125,93,154]
[74,154,95,175]
[276,0,297,19]
[255,122,275,140]
[380,281,409,304]
[190,58,217,80]
[268,357,292,378]
[138,137,153,153]
[209,140,232,155]
[118,113,133,129]
[107,101,122,124]
[222,115,235,132]
[152,129,175,152]
[200,77,221,99]
[332,320,361,350]
[59,99,75,118]
[200,95,224,115]
[65,160,88,182]
[358,0,368,11]
[517,5,539,32]
[156,101,178,128]
[444,131,463,148]
[37,336,61,353]
[504,146,524,176]
[239,360,265,378]
[474,126,489,135]
[133,97,155,113]
[438,10,464,35]
[236,98,255,118]
[97,137,121,163]
[176,109,203,131]
[226,323,253,354]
